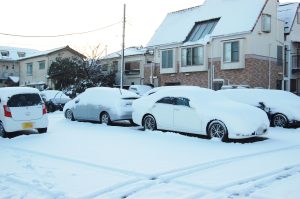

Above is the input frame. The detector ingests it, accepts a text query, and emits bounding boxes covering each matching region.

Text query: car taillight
[3,105,12,118]
[42,104,47,115]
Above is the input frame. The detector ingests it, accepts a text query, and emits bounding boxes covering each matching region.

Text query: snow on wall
[147,0,267,47]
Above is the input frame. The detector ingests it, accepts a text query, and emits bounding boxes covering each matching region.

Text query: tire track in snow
[2,144,300,199]
[1,145,148,178]
[91,144,300,199]
[182,164,300,199]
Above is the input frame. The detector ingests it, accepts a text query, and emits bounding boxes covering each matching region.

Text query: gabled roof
[0,46,39,61]
[278,3,299,34]
[18,45,86,61]
[147,0,268,47]
[101,47,151,60]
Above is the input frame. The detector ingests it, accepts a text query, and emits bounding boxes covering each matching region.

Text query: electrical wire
[0,21,122,38]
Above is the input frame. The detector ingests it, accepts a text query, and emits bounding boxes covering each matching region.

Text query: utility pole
[120,4,126,89]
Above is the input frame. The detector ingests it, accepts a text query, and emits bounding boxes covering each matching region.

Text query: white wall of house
[19,50,79,88]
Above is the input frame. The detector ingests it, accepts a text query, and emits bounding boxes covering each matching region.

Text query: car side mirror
[75,99,80,104]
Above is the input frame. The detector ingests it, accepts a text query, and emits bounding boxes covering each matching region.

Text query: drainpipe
[268,43,272,89]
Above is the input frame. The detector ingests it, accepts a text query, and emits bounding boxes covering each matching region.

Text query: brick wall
[146,55,283,89]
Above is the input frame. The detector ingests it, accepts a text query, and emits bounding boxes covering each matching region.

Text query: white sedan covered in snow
[63,87,139,125]
[132,86,269,141]
[218,89,300,128]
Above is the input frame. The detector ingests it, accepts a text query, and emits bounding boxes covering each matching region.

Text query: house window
[161,49,173,69]
[1,51,9,56]
[26,63,33,76]
[186,18,219,42]
[277,46,283,66]
[112,61,118,71]
[181,46,204,67]
[262,14,271,33]
[125,61,140,75]
[224,41,239,63]
[39,61,45,70]
[6,66,8,70]
[17,52,26,58]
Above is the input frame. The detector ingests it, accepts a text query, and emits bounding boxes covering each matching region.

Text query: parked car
[40,90,71,112]
[132,86,269,142]
[63,87,139,125]
[218,89,300,128]
[129,85,153,96]
[0,87,48,137]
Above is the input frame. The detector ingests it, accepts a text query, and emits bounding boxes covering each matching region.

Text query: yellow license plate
[22,122,33,129]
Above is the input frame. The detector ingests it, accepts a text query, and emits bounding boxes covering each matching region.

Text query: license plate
[22,122,33,129]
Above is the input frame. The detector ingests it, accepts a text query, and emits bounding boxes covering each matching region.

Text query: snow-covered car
[0,87,48,137]
[40,90,71,112]
[63,87,139,125]
[132,86,269,142]
[128,85,153,96]
[218,89,300,128]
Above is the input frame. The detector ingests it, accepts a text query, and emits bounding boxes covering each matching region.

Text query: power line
[0,21,122,38]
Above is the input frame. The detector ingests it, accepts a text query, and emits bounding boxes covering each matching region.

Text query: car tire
[100,112,111,125]
[143,115,157,131]
[65,109,75,121]
[271,113,288,128]
[0,122,7,138]
[37,128,47,134]
[207,120,228,142]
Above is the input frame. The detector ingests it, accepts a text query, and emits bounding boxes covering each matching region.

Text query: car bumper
[111,111,133,121]
[288,120,300,128]
[229,127,268,139]
[2,116,48,133]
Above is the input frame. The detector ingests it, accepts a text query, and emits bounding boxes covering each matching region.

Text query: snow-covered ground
[1,112,300,199]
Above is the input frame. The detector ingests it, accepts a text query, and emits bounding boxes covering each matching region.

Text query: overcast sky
[0,0,296,56]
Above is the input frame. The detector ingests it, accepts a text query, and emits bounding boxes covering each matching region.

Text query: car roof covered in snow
[0,87,40,101]
[40,90,70,101]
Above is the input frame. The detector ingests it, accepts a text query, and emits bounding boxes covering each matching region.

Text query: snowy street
[1,112,300,199]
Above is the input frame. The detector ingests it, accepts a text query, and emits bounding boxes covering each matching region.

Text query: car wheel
[0,122,7,138]
[37,128,47,134]
[271,113,288,128]
[207,120,228,142]
[143,115,157,131]
[65,109,75,121]
[100,112,111,125]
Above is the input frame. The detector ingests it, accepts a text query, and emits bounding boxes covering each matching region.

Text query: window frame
[262,14,271,33]
[38,60,46,70]
[223,41,240,63]
[26,63,33,76]
[181,46,204,67]
[161,49,174,69]
[124,61,141,75]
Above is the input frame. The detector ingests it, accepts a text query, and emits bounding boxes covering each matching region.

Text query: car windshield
[7,93,42,107]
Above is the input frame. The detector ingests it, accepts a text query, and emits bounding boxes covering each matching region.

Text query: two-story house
[278,2,300,95]
[19,46,86,90]
[147,0,284,90]
[100,47,154,88]
[0,46,38,87]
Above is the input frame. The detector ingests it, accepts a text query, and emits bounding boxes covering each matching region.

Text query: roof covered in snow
[278,3,299,34]
[18,45,86,60]
[0,46,39,61]
[147,0,267,47]
[101,47,151,60]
